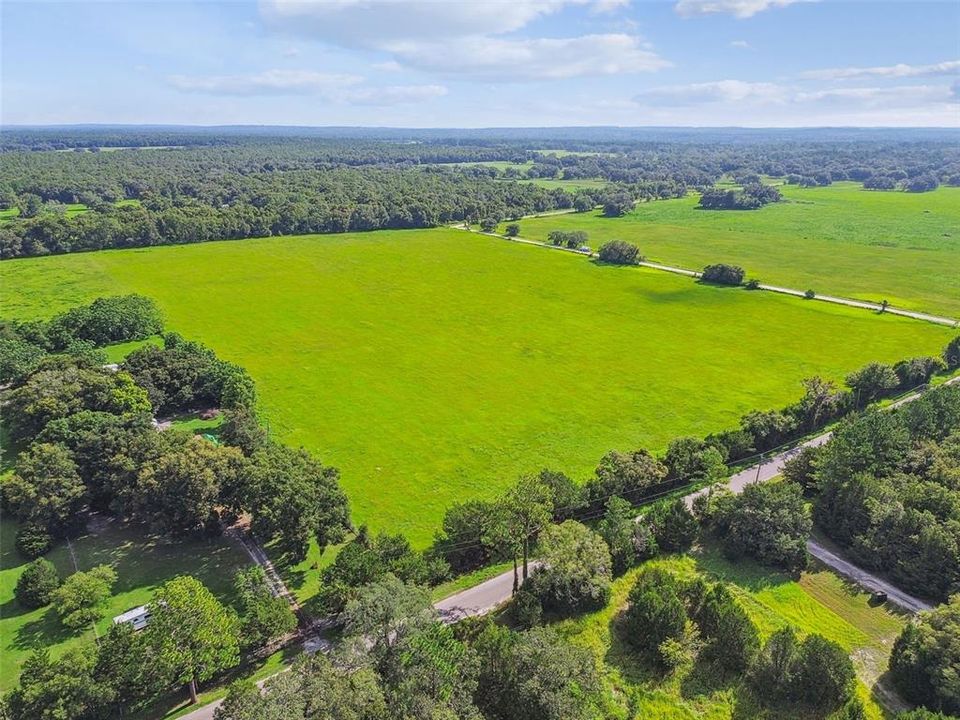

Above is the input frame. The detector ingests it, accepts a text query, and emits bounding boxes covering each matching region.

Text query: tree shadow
[13,606,78,650]
[691,545,797,595]
[0,596,35,621]
[602,609,670,689]
[679,656,740,701]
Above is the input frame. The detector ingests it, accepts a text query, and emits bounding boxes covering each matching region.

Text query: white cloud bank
[168,69,445,105]
[675,0,814,19]
[259,0,667,81]
[802,59,960,80]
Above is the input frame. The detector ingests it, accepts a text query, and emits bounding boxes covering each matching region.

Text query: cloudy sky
[2,0,958,127]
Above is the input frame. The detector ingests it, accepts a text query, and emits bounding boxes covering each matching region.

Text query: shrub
[943,336,960,370]
[597,240,640,265]
[530,521,611,615]
[701,264,745,286]
[51,565,117,630]
[889,597,960,715]
[15,558,61,608]
[504,223,520,237]
[745,278,760,290]
[15,524,53,559]
[479,218,497,232]
[805,289,816,299]
[511,586,543,629]
[650,499,698,552]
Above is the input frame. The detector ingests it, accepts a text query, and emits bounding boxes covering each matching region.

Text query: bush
[706,482,811,571]
[14,558,61,608]
[805,289,816,299]
[479,218,497,232]
[511,586,543,629]
[650,499,698,552]
[530,521,611,615]
[597,240,640,265]
[505,223,520,237]
[51,565,117,630]
[943,336,960,370]
[547,230,588,249]
[745,278,760,290]
[889,597,960,715]
[701,264,745,285]
[15,524,53,558]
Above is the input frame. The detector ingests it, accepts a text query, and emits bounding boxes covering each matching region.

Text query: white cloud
[795,84,957,108]
[676,0,814,19]
[389,34,669,81]
[168,68,445,105]
[260,0,614,46]
[282,46,300,57]
[168,69,362,95]
[342,84,447,104]
[259,0,654,81]
[634,79,786,106]
[802,59,960,81]
[729,39,750,48]
[372,60,403,72]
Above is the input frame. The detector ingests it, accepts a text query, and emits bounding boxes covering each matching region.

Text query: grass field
[517,177,610,191]
[1,228,953,546]
[0,517,251,691]
[501,183,960,317]
[554,547,907,719]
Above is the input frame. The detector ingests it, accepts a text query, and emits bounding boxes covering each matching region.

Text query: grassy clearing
[0,516,251,691]
[553,548,906,719]
[503,183,960,317]
[516,177,610,191]
[1,228,953,547]
[101,335,163,363]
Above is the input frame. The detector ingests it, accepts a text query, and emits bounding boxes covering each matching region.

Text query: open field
[555,547,907,719]
[0,517,251,691]
[0,199,143,224]
[502,182,960,317]
[1,228,954,545]
[517,177,610,191]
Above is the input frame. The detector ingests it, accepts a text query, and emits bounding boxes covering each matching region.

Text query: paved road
[805,539,933,613]
[181,376,958,719]
[435,562,542,623]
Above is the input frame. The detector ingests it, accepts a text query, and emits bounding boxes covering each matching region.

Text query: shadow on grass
[0,596,35,621]
[692,545,798,595]
[13,606,78,651]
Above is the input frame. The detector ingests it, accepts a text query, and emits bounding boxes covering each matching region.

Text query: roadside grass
[2,228,953,549]
[553,548,906,720]
[0,516,252,692]
[430,561,515,602]
[501,182,960,317]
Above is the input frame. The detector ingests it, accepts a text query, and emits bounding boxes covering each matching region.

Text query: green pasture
[1,228,953,546]
[502,182,960,317]
[554,548,907,719]
[0,517,251,691]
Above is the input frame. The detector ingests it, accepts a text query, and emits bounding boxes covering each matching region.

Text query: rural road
[466,228,959,328]
[180,376,957,720]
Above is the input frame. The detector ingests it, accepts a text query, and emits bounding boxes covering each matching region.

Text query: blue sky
[2,0,958,127]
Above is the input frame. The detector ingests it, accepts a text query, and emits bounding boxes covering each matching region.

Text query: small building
[113,605,151,631]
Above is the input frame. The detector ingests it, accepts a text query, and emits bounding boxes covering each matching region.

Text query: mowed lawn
[503,183,960,317]
[0,517,250,691]
[555,549,907,720]
[2,228,954,545]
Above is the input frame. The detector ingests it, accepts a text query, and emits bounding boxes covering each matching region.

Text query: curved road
[181,377,956,720]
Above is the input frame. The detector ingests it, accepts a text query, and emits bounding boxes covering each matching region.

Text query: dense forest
[1,128,958,258]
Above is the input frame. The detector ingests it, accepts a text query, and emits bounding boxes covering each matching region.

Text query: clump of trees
[808,384,960,601]
[525,521,612,616]
[624,568,759,673]
[889,597,960,715]
[1,297,352,564]
[747,626,859,715]
[700,263,745,286]
[0,294,163,384]
[547,229,588,249]
[597,239,641,264]
[13,558,61,609]
[698,184,781,210]
[701,481,811,571]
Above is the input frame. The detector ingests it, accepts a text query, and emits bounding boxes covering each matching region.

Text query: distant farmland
[2,228,953,545]
[504,182,960,317]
